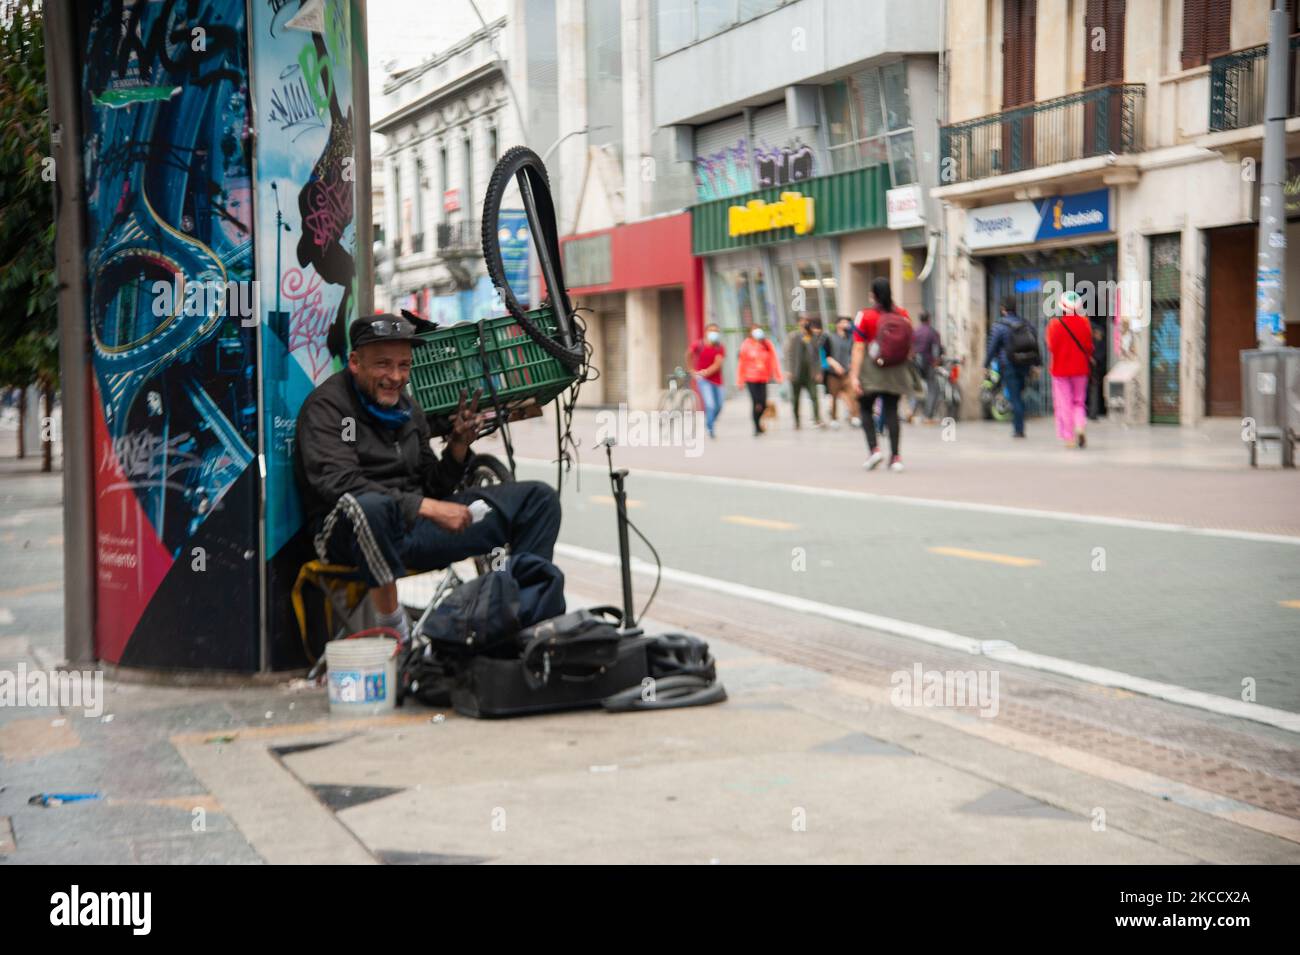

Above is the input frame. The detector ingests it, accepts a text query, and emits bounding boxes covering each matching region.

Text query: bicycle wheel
[481,146,584,370]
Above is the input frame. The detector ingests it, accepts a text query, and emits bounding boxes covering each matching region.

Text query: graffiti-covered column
[78,0,262,671]
[250,0,359,670]
[73,0,359,673]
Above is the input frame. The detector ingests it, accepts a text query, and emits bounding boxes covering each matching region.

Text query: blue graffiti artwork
[81,0,257,556]
[695,138,755,201]
[1151,308,1181,415]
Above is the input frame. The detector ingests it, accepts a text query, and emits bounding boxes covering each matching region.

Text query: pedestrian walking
[737,323,782,436]
[783,313,825,429]
[850,277,922,471]
[910,310,941,422]
[823,316,856,428]
[984,297,1040,439]
[1046,290,1095,448]
[688,322,726,439]
[1087,321,1107,420]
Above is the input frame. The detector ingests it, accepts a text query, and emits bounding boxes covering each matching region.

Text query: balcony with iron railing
[939,83,1146,185]
[437,219,482,258]
[1209,36,1300,132]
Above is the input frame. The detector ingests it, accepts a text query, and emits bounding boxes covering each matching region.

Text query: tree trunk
[16,386,26,459]
[41,382,53,473]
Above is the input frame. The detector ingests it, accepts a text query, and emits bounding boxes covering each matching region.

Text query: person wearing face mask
[736,323,783,436]
[687,322,727,438]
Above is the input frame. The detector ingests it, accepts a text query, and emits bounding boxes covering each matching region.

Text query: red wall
[560,212,705,341]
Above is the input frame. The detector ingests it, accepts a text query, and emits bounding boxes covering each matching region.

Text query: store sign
[965,188,1110,250]
[443,188,461,213]
[562,232,612,288]
[886,184,924,230]
[728,191,816,238]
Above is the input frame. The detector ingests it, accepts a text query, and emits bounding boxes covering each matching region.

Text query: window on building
[1181,0,1232,70]
[655,1,790,56]
[413,156,424,237]
[696,0,735,39]
[1084,0,1126,86]
[1003,0,1037,107]
[391,156,402,253]
[463,134,473,219]
[488,125,498,164]
[820,63,916,184]
[439,144,448,208]
[586,0,625,162]
[656,0,694,55]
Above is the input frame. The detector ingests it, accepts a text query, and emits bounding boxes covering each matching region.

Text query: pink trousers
[1052,375,1089,442]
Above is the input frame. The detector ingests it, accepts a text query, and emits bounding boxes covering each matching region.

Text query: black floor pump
[602,437,637,630]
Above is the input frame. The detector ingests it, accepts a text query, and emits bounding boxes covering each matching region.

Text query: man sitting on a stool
[294,313,561,643]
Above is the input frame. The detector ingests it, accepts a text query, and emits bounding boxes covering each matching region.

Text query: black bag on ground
[451,607,649,718]
[419,553,565,658]
[420,566,520,656]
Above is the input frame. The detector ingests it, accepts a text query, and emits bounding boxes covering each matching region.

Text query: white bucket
[325,637,398,716]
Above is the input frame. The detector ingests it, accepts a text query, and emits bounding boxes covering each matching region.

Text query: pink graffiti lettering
[282,267,333,380]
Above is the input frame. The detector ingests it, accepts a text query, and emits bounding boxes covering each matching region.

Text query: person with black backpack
[984,297,1040,439]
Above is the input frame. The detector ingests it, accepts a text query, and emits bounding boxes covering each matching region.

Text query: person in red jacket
[1046,290,1095,448]
[736,324,783,435]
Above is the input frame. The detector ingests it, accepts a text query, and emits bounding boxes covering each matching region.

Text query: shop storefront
[559,211,702,409]
[963,188,1116,418]
[691,165,908,387]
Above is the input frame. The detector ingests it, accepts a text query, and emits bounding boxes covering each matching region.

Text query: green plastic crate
[409,306,577,419]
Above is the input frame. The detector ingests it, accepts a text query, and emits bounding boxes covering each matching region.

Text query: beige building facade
[935,0,1297,426]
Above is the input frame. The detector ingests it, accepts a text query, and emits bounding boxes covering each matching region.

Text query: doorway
[1205,224,1256,417]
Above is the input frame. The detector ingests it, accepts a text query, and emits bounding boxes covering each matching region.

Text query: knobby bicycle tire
[481,145,584,371]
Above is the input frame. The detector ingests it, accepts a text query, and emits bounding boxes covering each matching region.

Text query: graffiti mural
[694,138,753,201]
[695,137,818,201]
[251,0,357,561]
[80,0,260,668]
[754,139,815,190]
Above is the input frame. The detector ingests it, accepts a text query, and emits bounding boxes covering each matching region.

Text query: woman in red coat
[1047,290,1095,448]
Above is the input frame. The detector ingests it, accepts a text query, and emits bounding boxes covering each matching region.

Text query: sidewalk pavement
[3,411,1298,863]
[481,405,1300,538]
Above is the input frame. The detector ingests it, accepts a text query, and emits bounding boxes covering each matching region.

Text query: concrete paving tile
[958,787,1082,820]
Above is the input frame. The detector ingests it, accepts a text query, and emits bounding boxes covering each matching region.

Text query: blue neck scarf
[349,372,412,429]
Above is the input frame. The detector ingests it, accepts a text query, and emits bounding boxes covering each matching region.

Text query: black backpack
[1006,318,1041,367]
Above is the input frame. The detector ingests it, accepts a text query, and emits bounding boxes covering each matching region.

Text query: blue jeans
[1003,365,1028,436]
[313,481,561,588]
[698,379,724,435]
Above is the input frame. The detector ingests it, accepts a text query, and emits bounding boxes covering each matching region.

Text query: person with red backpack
[1046,290,1095,448]
[850,277,923,471]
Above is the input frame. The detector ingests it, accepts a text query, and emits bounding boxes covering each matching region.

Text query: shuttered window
[1002,0,1037,108]
[1182,0,1232,70]
[1085,0,1126,86]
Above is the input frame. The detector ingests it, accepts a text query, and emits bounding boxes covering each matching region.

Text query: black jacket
[294,370,466,527]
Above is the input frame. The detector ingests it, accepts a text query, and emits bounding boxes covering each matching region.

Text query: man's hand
[445,389,485,463]
[418,497,471,533]
[851,377,864,397]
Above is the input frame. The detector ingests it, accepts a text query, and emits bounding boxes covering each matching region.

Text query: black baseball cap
[348,311,437,349]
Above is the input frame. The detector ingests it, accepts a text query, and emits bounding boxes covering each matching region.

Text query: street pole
[1256,4,1288,350]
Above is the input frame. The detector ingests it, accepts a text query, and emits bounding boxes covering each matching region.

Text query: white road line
[0,608,14,625]
[521,457,1300,546]
[555,542,1300,734]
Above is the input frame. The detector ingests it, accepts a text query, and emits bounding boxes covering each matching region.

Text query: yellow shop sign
[727,191,816,238]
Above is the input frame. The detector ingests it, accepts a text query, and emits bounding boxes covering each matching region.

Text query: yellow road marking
[928,546,1041,567]
[0,581,60,599]
[591,496,643,508]
[722,515,798,531]
[1280,600,1300,609]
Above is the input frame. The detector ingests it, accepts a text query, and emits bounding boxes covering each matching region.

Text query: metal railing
[1209,37,1300,132]
[437,219,481,257]
[939,84,1145,184]
[410,231,424,254]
